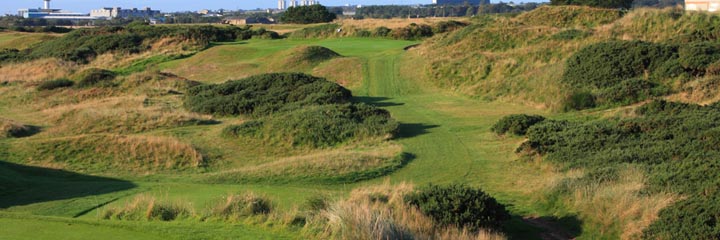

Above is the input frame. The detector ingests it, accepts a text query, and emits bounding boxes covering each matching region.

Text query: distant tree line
[353,3,542,19]
[550,0,634,9]
[280,5,337,24]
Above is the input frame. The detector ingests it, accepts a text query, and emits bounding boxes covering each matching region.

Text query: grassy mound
[102,195,194,221]
[0,119,39,138]
[74,68,117,88]
[223,103,397,148]
[516,5,622,28]
[204,143,406,184]
[2,134,205,174]
[185,73,351,116]
[514,100,720,238]
[276,46,341,70]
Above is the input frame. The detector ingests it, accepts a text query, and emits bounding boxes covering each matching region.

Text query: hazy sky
[2,0,535,15]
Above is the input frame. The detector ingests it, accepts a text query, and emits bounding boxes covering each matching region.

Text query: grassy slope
[0,32,58,49]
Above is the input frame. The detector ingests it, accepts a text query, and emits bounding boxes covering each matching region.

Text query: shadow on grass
[394,122,440,139]
[352,96,405,107]
[0,161,136,209]
[503,213,583,240]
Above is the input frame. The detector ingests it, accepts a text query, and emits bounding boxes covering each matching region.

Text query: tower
[289,0,297,7]
[278,0,286,9]
[43,0,50,9]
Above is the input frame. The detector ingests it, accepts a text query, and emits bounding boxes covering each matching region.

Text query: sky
[2,0,446,15]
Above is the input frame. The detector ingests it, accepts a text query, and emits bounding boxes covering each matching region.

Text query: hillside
[419,6,720,110]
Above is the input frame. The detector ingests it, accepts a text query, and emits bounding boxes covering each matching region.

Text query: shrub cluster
[185,73,351,116]
[224,103,398,147]
[186,73,398,148]
[491,114,545,136]
[36,78,74,91]
[561,40,720,110]
[207,193,272,221]
[2,25,280,64]
[551,0,633,9]
[405,184,511,231]
[514,100,720,238]
[75,68,117,88]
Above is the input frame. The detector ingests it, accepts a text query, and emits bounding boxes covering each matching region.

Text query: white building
[90,7,160,19]
[278,0,287,9]
[685,0,720,12]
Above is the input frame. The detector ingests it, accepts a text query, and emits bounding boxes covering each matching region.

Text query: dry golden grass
[562,167,679,239]
[0,58,77,82]
[206,192,273,221]
[312,57,364,89]
[206,142,403,183]
[42,95,212,135]
[12,134,205,173]
[305,182,506,240]
[0,32,59,50]
[102,194,195,221]
[666,75,720,105]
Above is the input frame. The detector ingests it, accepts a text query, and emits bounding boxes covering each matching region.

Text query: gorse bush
[491,114,545,136]
[559,40,720,109]
[515,100,720,238]
[563,41,678,89]
[36,78,74,91]
[4,25,279,64]
[75,68,117,88]
[563,91,596,111]
[185,73,351,116]
[224,103,398,147]
[405,184,511,231]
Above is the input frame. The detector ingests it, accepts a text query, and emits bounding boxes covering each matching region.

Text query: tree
[280,5,337,24]
[551,0,634,9]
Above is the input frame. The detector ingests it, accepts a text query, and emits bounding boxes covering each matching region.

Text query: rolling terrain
[2,5,720,239]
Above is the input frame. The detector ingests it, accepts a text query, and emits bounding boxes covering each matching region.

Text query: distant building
[278,0,287,10]
[685,0,720,12]
[224,17,276,25]
[90,7,160,19]
[289,0,298,7]
[197,9,211,15]
[18,0,98,20]
[432,0,489,5]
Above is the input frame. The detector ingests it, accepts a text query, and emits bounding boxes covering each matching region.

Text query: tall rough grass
[304,182,506,240]
[205,192,273,221]
[102,194,194,221]
[0,58,77,82]
[554,167,679,239]
[43,96,212,135]
[204,142,404,184]
[6,134,205,173]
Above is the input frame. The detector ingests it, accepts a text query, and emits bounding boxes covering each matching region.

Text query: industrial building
[279,0,321,9]
[432,0,490,5]
[18,0,160,20]
[90,7,160,19]
[685,0,720,12]
[18,0,99,20]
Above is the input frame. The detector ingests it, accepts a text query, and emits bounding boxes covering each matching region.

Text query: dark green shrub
[223,103,398,147]
[562,41,678,89]
[679,42,720,74]
[75,68,117,88]
[373,26,392,37]
[281,5,337,24]
[37,78,74,91]
[405,184,510,231]
[491,114,546,135]
[0,48,26,62]
[551,0,634,9]
[433,20,469,34]
[391,23,434,40]
[184,73,351,116]
[563,91,596,111]
[596,78,658,105]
